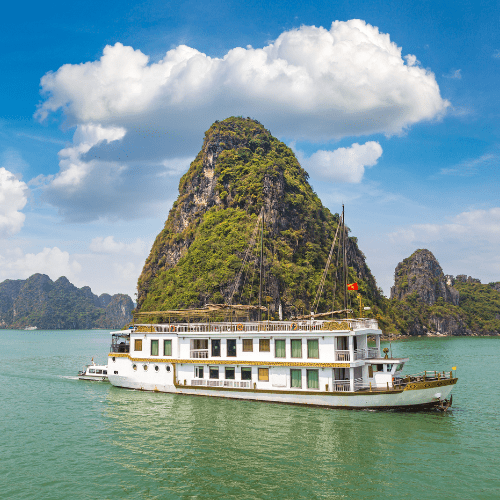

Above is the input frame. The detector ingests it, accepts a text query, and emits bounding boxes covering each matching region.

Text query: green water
[1,330,499,500]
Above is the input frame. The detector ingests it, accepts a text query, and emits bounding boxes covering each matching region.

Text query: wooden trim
[403,378,458,390]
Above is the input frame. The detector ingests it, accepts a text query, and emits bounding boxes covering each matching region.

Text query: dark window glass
[227,339,237,357]
[209,367,219,379]
[225,367,235,380]
[241,367,252,380]
[211,339,220,357]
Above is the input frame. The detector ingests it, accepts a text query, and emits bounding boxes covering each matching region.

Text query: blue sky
[1,0,500,300]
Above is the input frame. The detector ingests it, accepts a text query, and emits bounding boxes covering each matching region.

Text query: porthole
[133,364,137,371]
[166,365,171,372]
[112,357,116,362]
[114,371,118,375]
[143,364,148,371]
[155,365,159,372]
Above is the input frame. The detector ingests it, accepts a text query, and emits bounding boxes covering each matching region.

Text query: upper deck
[126,318,380,335]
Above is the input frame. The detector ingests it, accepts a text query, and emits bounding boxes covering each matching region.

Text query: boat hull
[107,374,456,410]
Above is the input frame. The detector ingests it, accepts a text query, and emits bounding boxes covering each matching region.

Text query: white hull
[107,373,456,410]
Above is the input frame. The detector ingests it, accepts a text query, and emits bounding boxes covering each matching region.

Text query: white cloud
[37,20,448,141]
[0,246,82,281]
[89,235,149,255]
[299,141,383,183]
[439,153,496,176]
[0,167,29,237]
[493,49,500,59]
[443,69,462,79]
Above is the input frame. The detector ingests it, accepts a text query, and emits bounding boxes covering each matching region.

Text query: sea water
[1,330,498,500]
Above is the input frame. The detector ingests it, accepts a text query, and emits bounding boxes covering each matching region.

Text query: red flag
[347,283,358,291]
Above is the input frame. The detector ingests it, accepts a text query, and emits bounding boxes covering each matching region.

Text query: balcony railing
[190,349,209,358]
[354,348,380,360]
[335,350,351,362]
[190,379,251,388]
[332,380,350,392]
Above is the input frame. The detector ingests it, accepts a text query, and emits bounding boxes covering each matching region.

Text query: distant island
[0,274,134,330]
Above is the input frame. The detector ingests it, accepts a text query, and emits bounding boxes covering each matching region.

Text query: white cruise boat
[78,359,109,381]
[107,313,457,410]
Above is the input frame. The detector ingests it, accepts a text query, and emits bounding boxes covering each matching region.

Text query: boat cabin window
[164,340,172,356]
[242,339,253,352]
[241,367,252,380]
[307,370,319,389]
[103,370,107,375]
[135,339,142,351]
[209,367,219,379]
[291,339,302,358]
[396,363,404,372]
[386,364,393,372]
[307,339,319,359]
[225,367,235,380]
[195,366,204,378]
[227,339,237,357]
[211,339,220,357]
[89,369,95,373]
[151,340,159,356]
[275,339,286,358]
[259,339,270,352]
[368,364,382,378]
[333,367,347,380]
[258,368,269,381]
[291,369,302,388]
[96,369,102,374]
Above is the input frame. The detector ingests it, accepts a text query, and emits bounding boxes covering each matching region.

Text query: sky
[1,0,500,301]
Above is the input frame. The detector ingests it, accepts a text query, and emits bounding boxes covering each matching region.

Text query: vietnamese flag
[347,283,358,291]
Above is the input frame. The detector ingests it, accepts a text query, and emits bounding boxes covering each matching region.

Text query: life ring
[169,325,176,332]
[237,324,243,331]
[291,323,298,331]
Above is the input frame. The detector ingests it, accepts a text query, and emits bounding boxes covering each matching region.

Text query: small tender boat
[78,359,109,381]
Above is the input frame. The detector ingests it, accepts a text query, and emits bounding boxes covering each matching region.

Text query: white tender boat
[78,359,109,381]
[107,315,457,410]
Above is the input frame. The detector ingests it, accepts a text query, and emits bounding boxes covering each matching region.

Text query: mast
[258,212,264,322]
[342,204,347,314]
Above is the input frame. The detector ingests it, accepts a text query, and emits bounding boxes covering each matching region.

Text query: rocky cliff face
[387,249,500,336]
[137,117,382,317]
[390,249,459,305]
[0,274,134,329]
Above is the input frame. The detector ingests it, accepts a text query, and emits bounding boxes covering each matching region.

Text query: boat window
[96,370,102,374]
[333,367,347,380]
[133,364,137,371]
[164,339,172,356]
[211,339,220,357]
[151,340,159,356]
[135,339,142,352]
[195,366,204,378]
[307,339,319,359]
[225,367,235,380]
[103,370,107,375]
[259,339,270,352]
[166,366,171,372]
[291,369,302,388]
[209,367,219,379]
[307,370,319,389]
[114,371,118,375]
[242,339,253,352]
[89,368,95,373]
[396,363,404,372]
[143,364,148,371]
[275,339,286,358]
[258,368,269,381]
[386,364,393,372]
[241,367,252,380]
[227,339,237,357]
[291,339,302,358]
[154,366,159,372]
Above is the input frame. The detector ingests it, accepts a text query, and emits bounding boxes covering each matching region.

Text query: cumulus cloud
[0,167,29,237]
[299,141,383,183]
[89,235,149,255]
[37,20,448,141]
[35,20,449,222]
[389,208,500,245]
[0,246,82,281]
